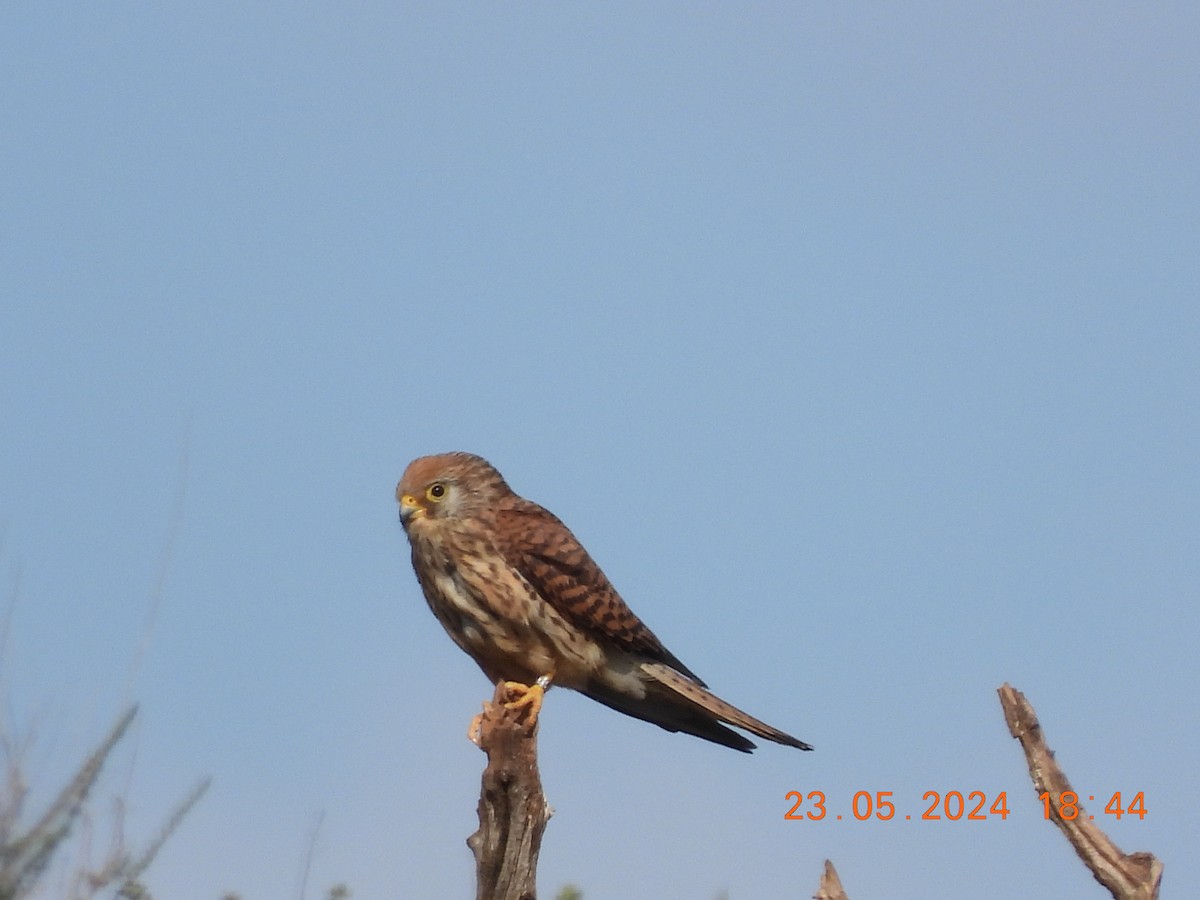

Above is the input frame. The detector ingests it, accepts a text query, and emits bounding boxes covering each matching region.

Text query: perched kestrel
[396,452,811,753]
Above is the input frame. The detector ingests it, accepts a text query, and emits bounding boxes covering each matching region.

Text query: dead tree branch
[998,683,1163,900]
[812,858,850,900]
[466,682,552,900]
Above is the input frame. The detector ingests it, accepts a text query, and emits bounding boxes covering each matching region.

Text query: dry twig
[0,707,137,899]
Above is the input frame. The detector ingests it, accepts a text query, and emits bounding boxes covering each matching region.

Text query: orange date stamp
[783,790,1147,822]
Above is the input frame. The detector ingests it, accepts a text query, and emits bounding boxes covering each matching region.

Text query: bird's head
[396,452,512,529]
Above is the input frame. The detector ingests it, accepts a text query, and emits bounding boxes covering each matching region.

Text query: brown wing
[495,501,706,686]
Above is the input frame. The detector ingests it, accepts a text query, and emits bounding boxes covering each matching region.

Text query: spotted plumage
[396,451,811,752]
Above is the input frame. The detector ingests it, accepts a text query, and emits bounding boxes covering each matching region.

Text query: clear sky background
[1,4,1196,899]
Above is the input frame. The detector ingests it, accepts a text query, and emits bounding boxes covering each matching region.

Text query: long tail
[583,662,812,752]
[641,662,813,751]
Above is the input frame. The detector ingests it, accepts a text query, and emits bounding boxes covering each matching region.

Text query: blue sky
[1,3,1196,898]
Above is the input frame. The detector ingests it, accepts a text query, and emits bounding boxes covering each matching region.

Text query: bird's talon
[501,679,549,723]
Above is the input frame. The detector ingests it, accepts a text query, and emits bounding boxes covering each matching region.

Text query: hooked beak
[398,493,424,526]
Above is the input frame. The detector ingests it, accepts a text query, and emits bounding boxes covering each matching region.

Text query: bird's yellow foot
[501,675,552,723]
[469,676,552,747]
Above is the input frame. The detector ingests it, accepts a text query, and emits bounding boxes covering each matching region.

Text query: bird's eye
[427,482,447,501]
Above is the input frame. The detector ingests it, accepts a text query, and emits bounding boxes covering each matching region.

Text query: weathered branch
[813,858,850,900]
[467,682,552,900]
[998,683,1162,900]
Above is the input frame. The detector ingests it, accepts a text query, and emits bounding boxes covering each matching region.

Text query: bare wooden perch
[467,682,552,900]
[998,683,1163,900]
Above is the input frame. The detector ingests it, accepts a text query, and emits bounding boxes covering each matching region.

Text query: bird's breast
[411,535,605,688]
